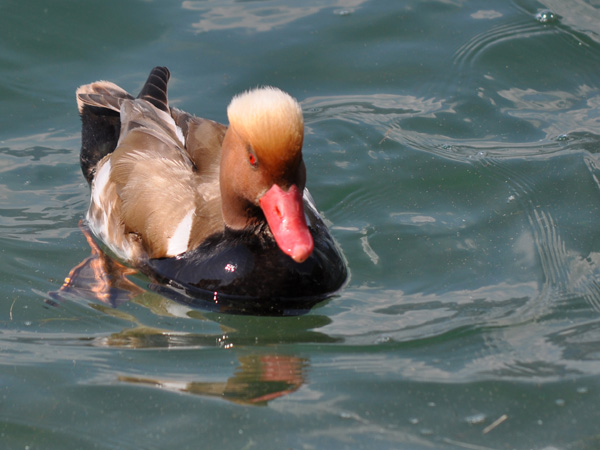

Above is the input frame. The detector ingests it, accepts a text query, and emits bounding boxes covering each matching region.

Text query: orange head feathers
[220,86,311,261]
[226,87,304,176]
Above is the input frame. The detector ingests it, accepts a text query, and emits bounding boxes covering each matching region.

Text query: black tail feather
[136,66,171,113]
[78,66,172,184]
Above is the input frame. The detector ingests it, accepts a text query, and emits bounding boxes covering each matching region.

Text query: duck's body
[76,67,346,306]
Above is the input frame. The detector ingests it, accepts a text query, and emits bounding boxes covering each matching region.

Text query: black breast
[144,218,347,315]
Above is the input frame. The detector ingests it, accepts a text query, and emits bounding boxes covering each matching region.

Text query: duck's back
[78,67,227,261]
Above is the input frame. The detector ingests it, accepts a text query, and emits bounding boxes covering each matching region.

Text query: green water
[2,0,600,448]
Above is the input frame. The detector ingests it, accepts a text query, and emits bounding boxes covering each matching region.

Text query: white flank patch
[166,209,194,256]
[87,159,139,261]
[175,125,185,147]
[86,202,134,262]
[92,159,112,207]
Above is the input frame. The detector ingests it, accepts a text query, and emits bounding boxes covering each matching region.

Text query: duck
[76,66,347,310]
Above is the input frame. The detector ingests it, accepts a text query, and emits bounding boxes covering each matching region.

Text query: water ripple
[476,154,600,314]
[453,6,600,73]
[453,19,556,69]
[0,146,86,243]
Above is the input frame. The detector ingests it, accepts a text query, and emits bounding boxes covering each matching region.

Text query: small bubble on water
[465,413,487,425]
[535,10,558,24]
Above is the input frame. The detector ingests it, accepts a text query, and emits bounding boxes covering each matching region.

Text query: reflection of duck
[120,354,306,406]
[51,221,144,308]
[75,66,347,308]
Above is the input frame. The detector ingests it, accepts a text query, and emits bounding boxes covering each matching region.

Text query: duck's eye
[248,152,257,167]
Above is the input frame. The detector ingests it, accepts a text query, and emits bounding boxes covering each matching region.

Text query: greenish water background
[2,0,600,448]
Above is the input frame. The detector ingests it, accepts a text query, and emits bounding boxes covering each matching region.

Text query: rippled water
[2,0,600,448]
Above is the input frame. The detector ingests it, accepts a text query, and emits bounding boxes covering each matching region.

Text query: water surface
[2,0,600,448]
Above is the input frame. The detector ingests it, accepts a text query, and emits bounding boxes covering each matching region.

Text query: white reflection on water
[303,94,446,127]
[0,130,79,151]
[471,9,503,20]
[319,280,600,382]
[182,0,369,33]
[498,86,600,138]
[324,281,538,335]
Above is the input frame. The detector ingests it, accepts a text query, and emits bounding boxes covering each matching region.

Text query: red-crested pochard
[76,67,346,309]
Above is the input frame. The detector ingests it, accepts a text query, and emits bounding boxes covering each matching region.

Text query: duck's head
[220,87,313,263]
